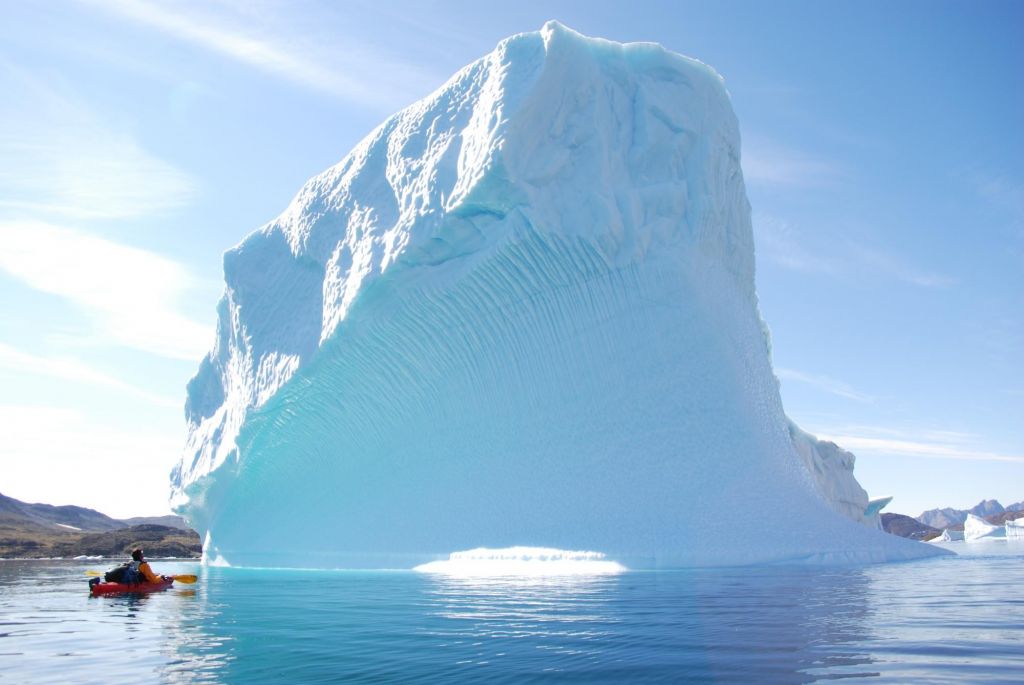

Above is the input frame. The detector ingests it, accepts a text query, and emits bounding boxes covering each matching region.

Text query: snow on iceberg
[170,22,948,569]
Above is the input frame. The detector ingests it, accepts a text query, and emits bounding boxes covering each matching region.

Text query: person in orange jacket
[128,548,171,583]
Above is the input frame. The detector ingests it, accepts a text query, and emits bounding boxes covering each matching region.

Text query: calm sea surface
[2,542,1022,684]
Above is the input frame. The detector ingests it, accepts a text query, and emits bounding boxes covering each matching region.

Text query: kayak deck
[89,579,174,596]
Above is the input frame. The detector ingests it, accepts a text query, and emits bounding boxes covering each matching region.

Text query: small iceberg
[1005,518,1024,540]
[964,513,1005,541]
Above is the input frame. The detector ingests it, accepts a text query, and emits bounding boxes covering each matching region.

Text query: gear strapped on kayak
[88,548,175,596]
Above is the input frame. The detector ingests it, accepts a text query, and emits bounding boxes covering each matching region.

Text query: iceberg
[170,22,947,569]
[1006,518,1024,539]
[964,514,1005,541]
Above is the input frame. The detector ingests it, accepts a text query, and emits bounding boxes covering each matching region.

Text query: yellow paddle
[85,570,198,584]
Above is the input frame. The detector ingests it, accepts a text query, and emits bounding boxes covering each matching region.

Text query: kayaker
[129,548,171,583]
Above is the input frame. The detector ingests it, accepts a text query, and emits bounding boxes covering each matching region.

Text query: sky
[0,0,1021,520]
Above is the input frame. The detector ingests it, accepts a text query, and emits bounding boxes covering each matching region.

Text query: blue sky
[1,0,1020,519]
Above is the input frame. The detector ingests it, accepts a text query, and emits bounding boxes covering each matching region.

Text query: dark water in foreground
[1,543,1022,684]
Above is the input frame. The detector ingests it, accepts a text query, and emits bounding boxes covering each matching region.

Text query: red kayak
[89,579,174,596]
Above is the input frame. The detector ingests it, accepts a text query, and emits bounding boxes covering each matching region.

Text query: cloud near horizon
[0,404,180,517]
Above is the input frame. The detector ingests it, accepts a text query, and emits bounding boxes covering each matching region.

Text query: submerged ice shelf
[171,22,947,569]
[414,547,627,576]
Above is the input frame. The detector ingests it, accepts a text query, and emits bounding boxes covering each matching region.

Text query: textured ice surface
[171,22,947,568]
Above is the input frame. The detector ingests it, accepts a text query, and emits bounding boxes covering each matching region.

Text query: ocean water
[2,542,1022,684]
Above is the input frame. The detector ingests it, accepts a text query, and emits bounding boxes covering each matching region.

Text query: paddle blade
[85,570,103,577]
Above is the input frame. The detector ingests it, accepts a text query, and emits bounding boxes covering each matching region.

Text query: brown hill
[881,513,941,540]
[0,493,200,558]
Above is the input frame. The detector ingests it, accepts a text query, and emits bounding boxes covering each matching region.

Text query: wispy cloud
[0,342,178,407]
[754,213,954,288]
[968,170,1024,226]
[81,0,444,112]
[807,423,1024,464]
[0,221,211,360]
[753,214,844,276]
[0,59,196,220]
[775,367,874,403]
[742,139,844,187]
[966,169,1024,258]
[845,243,956,288]
[818,433,1024,464]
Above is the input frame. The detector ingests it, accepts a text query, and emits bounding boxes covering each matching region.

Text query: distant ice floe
[414,547,627,576]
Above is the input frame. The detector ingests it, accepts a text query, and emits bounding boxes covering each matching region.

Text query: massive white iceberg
[170,22,946,569]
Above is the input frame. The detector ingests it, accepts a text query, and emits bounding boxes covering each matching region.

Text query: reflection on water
[3,546,1024,683]
[418,568,879,682]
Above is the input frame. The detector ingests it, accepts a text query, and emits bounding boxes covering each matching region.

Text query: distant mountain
[882,514,941,541]
[916,507,965,529]
[970,499,1005,518]
[0,492,122,532]
[119,515,191,530]
[0,493,199,558]
[916,499,1014,529]
[0,492,189,531]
